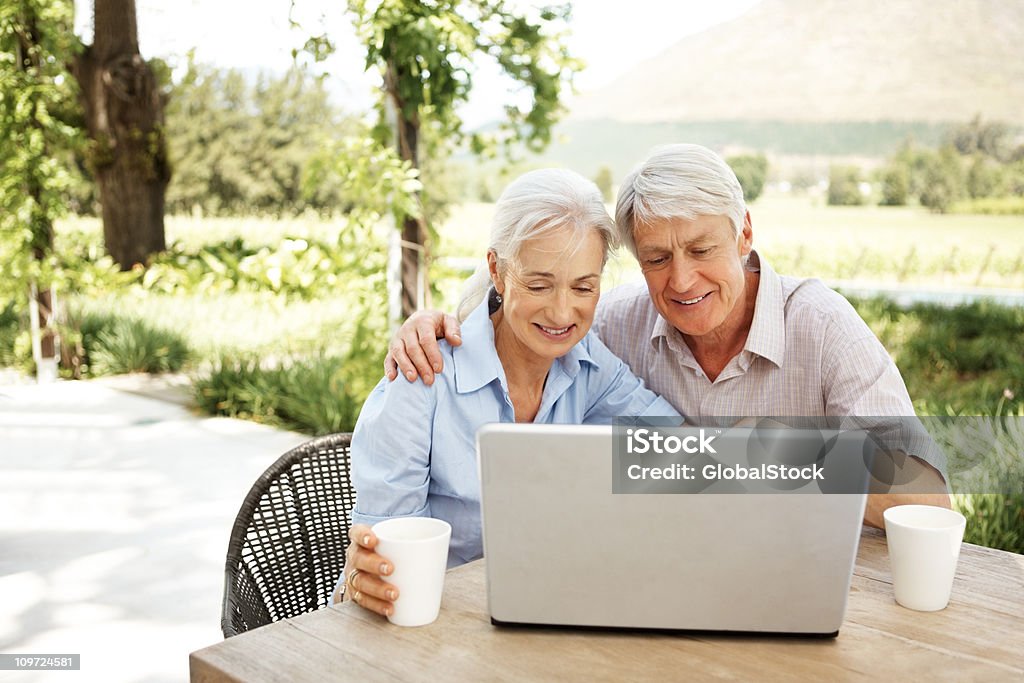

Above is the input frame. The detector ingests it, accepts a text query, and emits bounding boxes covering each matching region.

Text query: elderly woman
[339,168,679,617]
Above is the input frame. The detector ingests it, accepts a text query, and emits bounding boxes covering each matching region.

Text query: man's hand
[384,310,463,386]
[341,524,399,617]
[864,456,951,529]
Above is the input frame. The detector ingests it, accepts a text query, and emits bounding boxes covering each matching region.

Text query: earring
[488,287,503,314]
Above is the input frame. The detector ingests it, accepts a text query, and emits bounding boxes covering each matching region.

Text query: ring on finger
[347,568,362,594]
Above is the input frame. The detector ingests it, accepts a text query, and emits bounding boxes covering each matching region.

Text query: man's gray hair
[615,144,746,257]
[457,168,618,321]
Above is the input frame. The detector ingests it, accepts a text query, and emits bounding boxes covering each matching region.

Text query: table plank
[846,574,1024,670]
[288,593,1018,682]
[189,618,403,683]
[191,530,1024,682]
[856,527,1024,617]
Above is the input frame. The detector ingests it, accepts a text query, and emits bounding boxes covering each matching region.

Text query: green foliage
[302,135,423,229]
[8,306,194,379]
[190,313,385,436]
[878,121,1023,213]
[1002,159,1024,196]
[878,164,910,206]
[164,59,367,217]
[126,220,391,307]
[788,169,818,194]
[68,310,190,376]
[348,0,581,158]
[727,154,768,203]
[0,0,80,303]
[827,165,864,206]
[850,297,1024,415]
[951,196,1024,215]
[919,146,965,213]
[0,301,31,370]
[162,211,391,435]
[950,114,1011,161]
[853,297,1024,553]
[593,165,613,202]
[953,494,1024,555]
[939,410,1024,554]
[193,350,376,436]
[966,154,1003,199]
[139,237,350,299]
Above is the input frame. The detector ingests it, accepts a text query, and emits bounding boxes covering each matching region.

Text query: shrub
[592,166,614,202]
[966,155,1004,199]
[193,352,371,435]
[950,196,1024,215]
[878,164,909,206]
[64,310,191,376]
[919,146,965,213]
[0,302,29,370]
[954,494,1024,555]
[850,297,1024,416]
[827,165,864,206]
[933,411,1024,554]
[727,154,768,202]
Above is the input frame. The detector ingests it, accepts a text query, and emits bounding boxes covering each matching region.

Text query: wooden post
[898,245,917,282]
[974,244,996,287]
[942,245,959,283]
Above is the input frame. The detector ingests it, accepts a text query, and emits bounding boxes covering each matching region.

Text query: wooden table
[191,528,1024,681]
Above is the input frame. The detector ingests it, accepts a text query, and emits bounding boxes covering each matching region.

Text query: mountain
[570,0,1024,125]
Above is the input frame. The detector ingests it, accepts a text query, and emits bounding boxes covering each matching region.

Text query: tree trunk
[387,61,427,319]
[72,0,169,269]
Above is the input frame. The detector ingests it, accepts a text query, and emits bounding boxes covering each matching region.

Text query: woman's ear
[487,250,504,294]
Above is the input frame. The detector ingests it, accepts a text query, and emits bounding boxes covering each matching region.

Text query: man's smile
[672,292,712,306]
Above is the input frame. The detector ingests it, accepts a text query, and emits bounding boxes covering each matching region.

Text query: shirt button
[695,369,703,378]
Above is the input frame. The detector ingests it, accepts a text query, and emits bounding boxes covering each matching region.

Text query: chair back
[221,433,354,637]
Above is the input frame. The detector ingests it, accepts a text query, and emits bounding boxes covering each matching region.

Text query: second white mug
[884,504,966,612]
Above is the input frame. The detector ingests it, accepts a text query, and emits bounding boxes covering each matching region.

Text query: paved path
[0,377,309,682]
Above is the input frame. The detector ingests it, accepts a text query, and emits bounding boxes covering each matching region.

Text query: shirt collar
[743,251,786,368]
[647,249,786,368]
[452,300,503,394]
[452,299,600,394]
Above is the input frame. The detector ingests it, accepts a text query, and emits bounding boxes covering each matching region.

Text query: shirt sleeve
[820,315,948,480]
[580,333,682,424]
[350,374,438,526]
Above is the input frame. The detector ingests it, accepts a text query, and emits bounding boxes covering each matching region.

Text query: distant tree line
[828,116,1024,212]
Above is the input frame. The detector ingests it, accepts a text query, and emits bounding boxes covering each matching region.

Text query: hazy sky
[73,0,761,125]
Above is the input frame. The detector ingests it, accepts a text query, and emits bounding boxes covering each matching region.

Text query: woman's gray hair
[457,168,618,321]
[615,143,746,258]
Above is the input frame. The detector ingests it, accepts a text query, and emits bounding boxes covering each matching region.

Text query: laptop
[476,423,869,636]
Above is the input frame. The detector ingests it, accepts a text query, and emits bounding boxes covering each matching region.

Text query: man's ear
[487,250,504,294]
[738,211,754,256]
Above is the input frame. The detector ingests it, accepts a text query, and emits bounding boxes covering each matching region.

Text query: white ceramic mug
[883,504,966,611]
[372,517,451,626]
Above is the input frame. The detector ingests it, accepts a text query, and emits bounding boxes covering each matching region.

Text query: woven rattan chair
[221,433,354,637]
